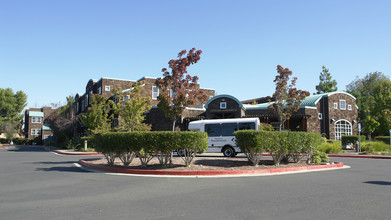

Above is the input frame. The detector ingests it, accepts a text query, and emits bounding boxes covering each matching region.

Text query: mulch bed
[87,157,315,171]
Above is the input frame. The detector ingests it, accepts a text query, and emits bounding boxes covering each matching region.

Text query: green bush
[45,141,56,146]
[310,150,329,164]
[341,135,365,149]
[92,131,208,167]
[235,131,323,166]
[13,138,31,145]
[317,141,341,154]
[361,141,391,154]
[0,138,7,144]
[260,123,275,131]
[374,136,390,145]
[235,130,267,166]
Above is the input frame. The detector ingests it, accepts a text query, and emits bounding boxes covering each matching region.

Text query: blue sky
[1,0,390,108]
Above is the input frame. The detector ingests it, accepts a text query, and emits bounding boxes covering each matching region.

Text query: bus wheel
[222,146,235,157]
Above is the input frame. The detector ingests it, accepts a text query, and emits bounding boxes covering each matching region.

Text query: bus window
[205,124,221,137]
[221,123,237,136]
[238,122,255,130]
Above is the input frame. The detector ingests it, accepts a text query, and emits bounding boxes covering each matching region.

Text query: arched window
[334,120,352,140]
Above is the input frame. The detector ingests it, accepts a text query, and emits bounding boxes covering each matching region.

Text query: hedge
[235,130,324,166]
[92,131,208,167]
[374,136,390,145]
[341,135,365,149]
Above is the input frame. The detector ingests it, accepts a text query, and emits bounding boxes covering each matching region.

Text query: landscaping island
[78,156,345,176]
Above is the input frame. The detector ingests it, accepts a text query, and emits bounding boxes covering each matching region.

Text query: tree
[346,72,391,136]
[315,66,337,94]
[268,65,310,131]
[0,88,27,125]
[156,48,209,131]
[81,94,113,134]
[46,96,76,147]
[111,81,152,131]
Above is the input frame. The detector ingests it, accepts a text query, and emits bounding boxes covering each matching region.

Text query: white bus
[188,118,260,157]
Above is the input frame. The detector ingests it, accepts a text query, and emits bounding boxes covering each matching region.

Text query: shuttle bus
[188,118,260,157]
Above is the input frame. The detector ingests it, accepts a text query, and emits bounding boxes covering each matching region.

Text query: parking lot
[1,145,390,220]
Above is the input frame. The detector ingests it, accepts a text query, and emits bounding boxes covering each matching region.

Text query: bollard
[84,140,87,152]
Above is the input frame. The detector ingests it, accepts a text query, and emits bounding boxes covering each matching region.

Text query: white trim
[152,86,159,100]
[334,119,352,140]
[348,105,352,111]
[334,103,338,109]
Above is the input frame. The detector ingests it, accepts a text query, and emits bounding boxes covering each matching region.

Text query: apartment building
[74,76,215,134]
[24,107,56,143]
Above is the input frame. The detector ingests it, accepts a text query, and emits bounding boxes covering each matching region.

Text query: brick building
[204,92,358,140]
[24,107,56,143]
[74,77,215,134]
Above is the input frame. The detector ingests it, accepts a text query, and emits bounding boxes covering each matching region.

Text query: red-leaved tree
[268,65,310,131]
[156,48,208,131]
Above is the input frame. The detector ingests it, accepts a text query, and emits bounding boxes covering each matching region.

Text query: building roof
[205,94,244,109]
[43,124,52,131]
[29,111,44,117]
[240,92,356,111]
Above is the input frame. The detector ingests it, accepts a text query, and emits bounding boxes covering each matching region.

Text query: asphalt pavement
[1,145,391,220]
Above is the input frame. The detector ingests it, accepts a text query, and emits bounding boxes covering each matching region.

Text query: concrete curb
[78,159,345,177]
[53,150,102,156]
[328,154,391,159]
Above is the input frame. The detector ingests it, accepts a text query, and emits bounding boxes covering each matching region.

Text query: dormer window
[220,102,227,109]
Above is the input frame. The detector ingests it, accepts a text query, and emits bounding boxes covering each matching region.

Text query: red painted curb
[53,150,102,156]
[0,147,6,149]
[328,154,391,159]
[79,160,344,176]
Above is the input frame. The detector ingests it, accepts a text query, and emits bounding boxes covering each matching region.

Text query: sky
[1,0,390,108]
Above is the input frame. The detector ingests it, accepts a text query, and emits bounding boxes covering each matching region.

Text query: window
[340,100,346,110]
[85,96,88,107]
[334,120,352,140]
[32,117,42,123]
[205,124,221,137]
[334,103,338,109]
[98,87,102,94]
[105,86,111,91]
[152,86,159,100]
[125,95,130,101]
[76,102,79,112]
[221,123,237,136]
[348,105,352,111]
[239,122,255,130]
[31,129,41,136]
[220,102,227,109]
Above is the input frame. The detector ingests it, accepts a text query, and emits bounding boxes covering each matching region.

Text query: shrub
[13,138,31,145]
[235,130,266,166]
[260,123,275,131]
[176,132,208,167]
[92,131,208,167]
[286,132,308,163]
[341,135,365,149]
[45,141,56,146]
[317,141,342,154]
[361,141,391,154]
[374,136,390,145]
[310,150,329,164]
